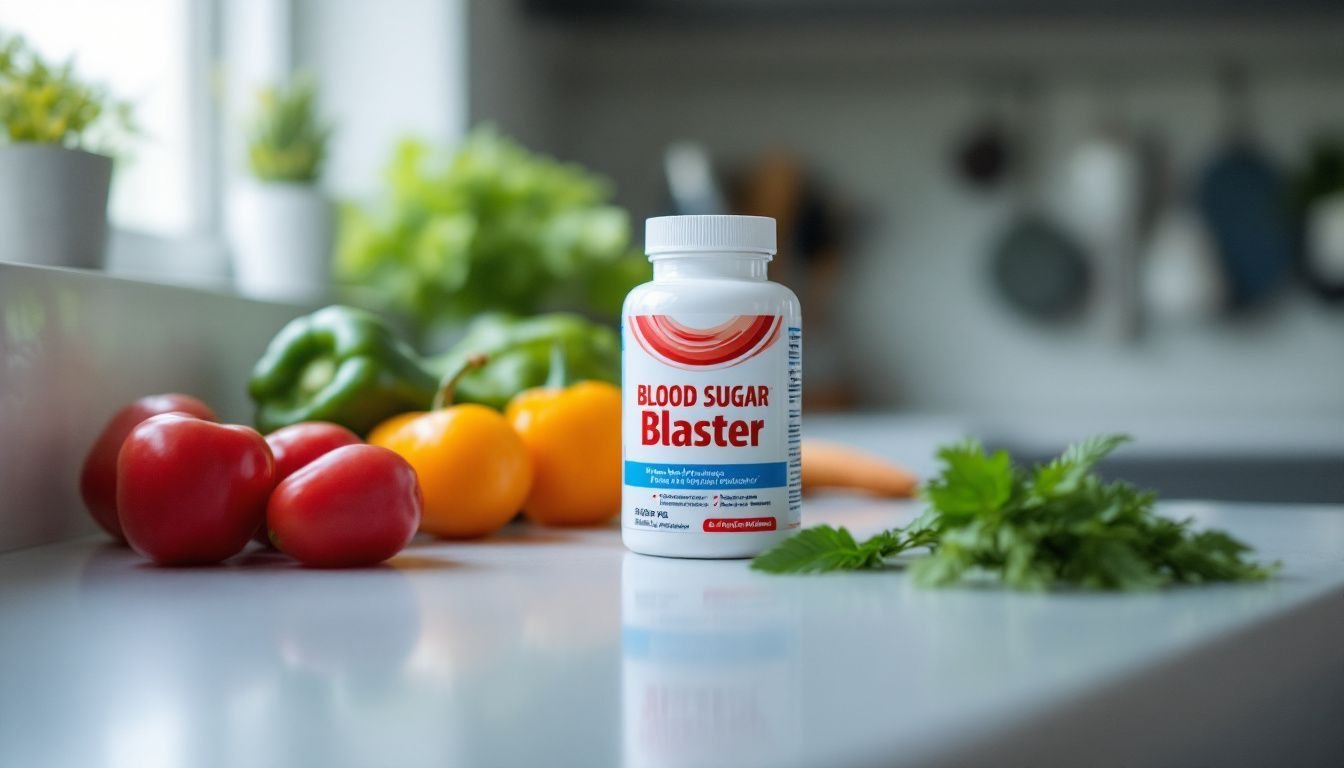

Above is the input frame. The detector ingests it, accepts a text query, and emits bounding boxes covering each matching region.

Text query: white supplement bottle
[621,215,802,558]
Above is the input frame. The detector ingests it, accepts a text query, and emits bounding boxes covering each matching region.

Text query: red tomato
[257,422,362,546]
[268,444,422,568]
[267,422,363,481]
[117,413,275,566]
[80,394,217,542]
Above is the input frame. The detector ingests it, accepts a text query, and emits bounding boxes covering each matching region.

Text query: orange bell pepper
[506,376,621,527]
[369,355,532,539]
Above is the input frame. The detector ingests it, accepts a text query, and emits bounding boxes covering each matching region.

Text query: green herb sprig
[752,434,1278,590]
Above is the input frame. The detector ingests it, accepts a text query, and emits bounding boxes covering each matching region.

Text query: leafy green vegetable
[0,31,134,150]
[750,525,938,574]
[752,434,1278,590]
[247,74,330,183]
[337,128,650,340]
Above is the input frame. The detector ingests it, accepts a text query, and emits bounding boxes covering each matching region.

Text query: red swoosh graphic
[630,314,781,370]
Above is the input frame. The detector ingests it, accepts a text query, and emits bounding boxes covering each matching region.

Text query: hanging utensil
[991,217,1092,322]
[1056,85,1143,340]
[1196,65,1295,312]
[1296,137,1344,302]
[952,82,1017,192]
[1139,133,1227,322]
[990,81,1091,324]
[1143,210,1227,322]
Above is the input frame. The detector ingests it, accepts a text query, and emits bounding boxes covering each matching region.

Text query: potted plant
[0,33,133,269]
[230,75,333,301]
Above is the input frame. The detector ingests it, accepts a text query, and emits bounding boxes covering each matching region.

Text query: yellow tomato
[369,404,531,539]
[506,381,621,526]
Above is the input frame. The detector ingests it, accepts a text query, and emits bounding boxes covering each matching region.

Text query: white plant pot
[229,181,334,302]
[0,145,112,269]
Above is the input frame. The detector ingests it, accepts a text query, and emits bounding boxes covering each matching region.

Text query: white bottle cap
[645,215,777,259]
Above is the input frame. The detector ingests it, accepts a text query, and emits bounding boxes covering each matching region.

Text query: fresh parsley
[751,434,1278,590]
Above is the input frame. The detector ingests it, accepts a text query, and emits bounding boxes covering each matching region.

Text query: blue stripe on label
[624,460,787,490]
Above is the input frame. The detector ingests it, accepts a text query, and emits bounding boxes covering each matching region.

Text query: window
[0,0,206,235]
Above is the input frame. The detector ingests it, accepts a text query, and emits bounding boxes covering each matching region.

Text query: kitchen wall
[472,11,1344,420]
[466,0,564,156]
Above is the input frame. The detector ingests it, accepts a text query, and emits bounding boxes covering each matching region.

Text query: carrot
[801,440,918,498]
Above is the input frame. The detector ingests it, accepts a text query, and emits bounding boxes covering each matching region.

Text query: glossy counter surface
[3,500,1343,768]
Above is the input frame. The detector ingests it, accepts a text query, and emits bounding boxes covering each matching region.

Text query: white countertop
[3,498,1344,768]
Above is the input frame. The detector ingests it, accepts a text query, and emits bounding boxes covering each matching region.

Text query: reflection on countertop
[622,553,799,768]
[4,500,1344,767]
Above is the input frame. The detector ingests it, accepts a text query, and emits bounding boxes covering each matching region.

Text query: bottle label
[622,313,801,535]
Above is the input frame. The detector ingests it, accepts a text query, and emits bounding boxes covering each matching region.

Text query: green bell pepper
[249,306,621,435]
[429,313,620,410]
[248,305,439,436]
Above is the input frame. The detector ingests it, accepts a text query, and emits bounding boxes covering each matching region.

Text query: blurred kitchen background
[2,0,1342,499]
